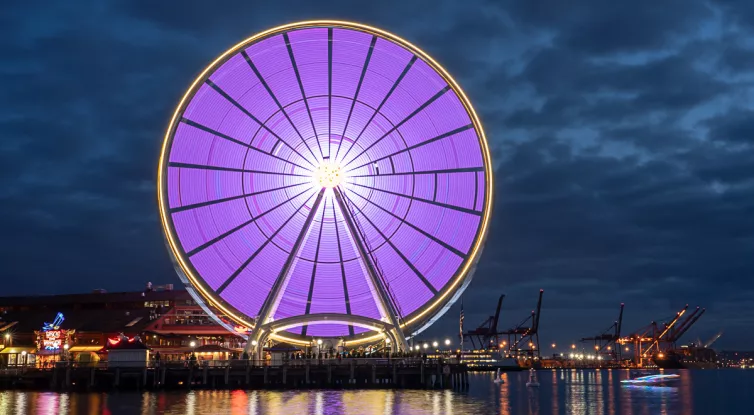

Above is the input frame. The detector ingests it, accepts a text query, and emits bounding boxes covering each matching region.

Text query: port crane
[668,307,705,348]
[620,303,706,366]
[501,289,544,359]
[580,303,624,361]
[463,294,505,349]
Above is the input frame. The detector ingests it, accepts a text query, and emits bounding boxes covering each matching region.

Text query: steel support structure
[245,185,409,358]
[245,188,326,357]
[333,186,409,352]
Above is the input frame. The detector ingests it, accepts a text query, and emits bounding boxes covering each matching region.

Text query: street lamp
[317,339,323,346]
[444,339,451,346]
[21,350,27,367]
[189,341,196,348]
[551,343,556,348]
[571,344,576,350]
[432,341,438,348]
[423,344,429,350]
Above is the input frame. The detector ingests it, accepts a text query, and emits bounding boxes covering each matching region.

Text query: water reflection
[0,369,746,415]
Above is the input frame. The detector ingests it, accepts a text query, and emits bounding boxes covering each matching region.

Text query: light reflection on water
[0,370,751,414]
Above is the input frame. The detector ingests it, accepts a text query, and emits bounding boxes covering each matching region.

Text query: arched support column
[247,313,405,360]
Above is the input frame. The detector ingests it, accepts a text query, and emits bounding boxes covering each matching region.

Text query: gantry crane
[619,304,702,366]
[580,303,624,361]
[464,294,505,349]
[668,307,705,347]
[501,289,544,359]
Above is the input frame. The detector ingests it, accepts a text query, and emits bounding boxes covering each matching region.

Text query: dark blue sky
[1,0,753,349]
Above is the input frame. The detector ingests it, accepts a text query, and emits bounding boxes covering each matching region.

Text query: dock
[0,359,470,391]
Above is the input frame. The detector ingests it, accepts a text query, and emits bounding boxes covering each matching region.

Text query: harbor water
[1,369,751,414]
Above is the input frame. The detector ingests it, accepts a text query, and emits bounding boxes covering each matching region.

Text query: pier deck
[0,359,470,391]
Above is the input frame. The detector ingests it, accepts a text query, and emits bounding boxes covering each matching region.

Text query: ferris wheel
[157,21,493,353]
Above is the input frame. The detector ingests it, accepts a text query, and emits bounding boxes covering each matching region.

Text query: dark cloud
[1,0,752,348]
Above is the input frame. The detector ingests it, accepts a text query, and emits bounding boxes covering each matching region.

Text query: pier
[0,359,470,391]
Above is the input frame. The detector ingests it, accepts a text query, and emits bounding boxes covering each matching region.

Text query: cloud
[1,0,752,347]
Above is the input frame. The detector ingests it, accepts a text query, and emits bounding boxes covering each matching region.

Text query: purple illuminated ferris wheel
[158,21,493,352]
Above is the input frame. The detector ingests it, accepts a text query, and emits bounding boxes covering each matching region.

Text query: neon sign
[42,330,64,350]
[233,325,250,334]
[43,312,65,331]
[36,312,71,350]
[108,334,139,346]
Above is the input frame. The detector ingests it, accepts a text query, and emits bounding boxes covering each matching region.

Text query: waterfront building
[0,284,244,367]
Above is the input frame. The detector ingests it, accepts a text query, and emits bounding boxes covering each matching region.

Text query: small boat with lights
[621,374,680,386]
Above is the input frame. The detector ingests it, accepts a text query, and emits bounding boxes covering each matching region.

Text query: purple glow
[163,24,488,338]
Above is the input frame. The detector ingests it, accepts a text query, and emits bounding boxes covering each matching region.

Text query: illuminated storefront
[33,312,75,367]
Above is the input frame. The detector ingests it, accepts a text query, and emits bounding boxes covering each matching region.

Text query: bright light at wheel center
[314,161,344,188]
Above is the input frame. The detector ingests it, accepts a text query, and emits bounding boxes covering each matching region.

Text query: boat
[459,350,524,371]
[493,368,505,384]
[653,348,718,369]
[526,368,540,387]
[620,374,680,386]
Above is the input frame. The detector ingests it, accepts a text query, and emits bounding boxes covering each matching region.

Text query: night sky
[2,0,753,349]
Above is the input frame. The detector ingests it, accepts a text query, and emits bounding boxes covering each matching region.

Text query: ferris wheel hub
[314,160,344,188]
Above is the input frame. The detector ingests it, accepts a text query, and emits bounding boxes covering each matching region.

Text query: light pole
[432,341,438,349]
[21,351,27,367]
